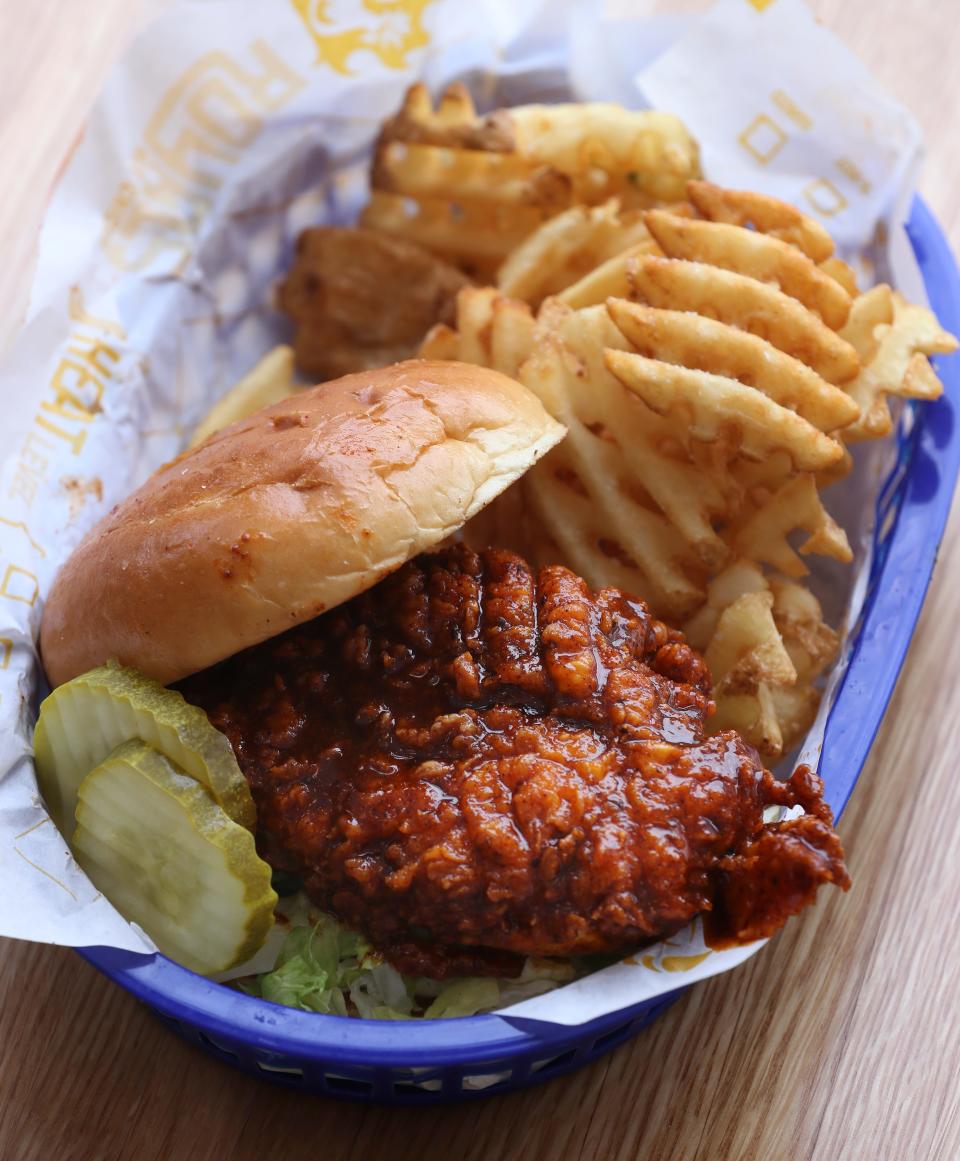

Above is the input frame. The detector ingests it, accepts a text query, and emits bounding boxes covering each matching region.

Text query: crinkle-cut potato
[508,103,702,206]
[606,299,859,433]
[623,255,860,384]
[683,562,839,760]
[420,286,535,380]
[277,226,469,380]
[603,348,844,472]
[643,209,852,329]
[556,241,663,311]
[686,180,836,264]
[820,256,860,296]
[415,176,956,761]
[361,192,541,281]
[362,83,700,275]
[505,312,710,616]
[436,286,855,622]
[496,199,661,307]
[839,289,958,441]
[728,473,852,577]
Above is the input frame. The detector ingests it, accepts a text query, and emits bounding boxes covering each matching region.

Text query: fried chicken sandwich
[40,359,849,980]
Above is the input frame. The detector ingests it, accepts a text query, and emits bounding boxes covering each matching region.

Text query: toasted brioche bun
[41,360,565,687]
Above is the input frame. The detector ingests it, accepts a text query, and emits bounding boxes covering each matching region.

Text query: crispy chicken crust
[181,546,849,978]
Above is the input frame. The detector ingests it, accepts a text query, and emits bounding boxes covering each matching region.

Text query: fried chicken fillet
[181,545,849,978]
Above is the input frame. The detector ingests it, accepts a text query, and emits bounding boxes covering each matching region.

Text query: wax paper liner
[0,0,930,1025]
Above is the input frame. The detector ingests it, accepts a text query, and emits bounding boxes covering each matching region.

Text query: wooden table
[1,3,958,1158]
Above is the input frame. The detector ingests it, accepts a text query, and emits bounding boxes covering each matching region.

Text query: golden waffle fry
[838,284,893,363]
[364,85,701,272]
[771,577,841,680]
[508,103,701,206]
[684,559,770,650]
[549,305,733,572]
[623,255,860,383]
[606,299,859,433]
[644,209,851,328]
[686,180,835,263]
[684,562,838,759]
[518,333,705,616]
[732,445,854,497]
[374,82,513,150]
[839,289,958,441]
[820,256,860,296]
[711,685,785,758]
[704,590,797,696]
[419,286,535,379]
[768,577,840,751]
[496,200,658,306]
[729,473,852,576]
[557,242,659,310]
[418,323,460,361]
[373,139,570,208]
[604,349,844,472]
[361,191,541,274]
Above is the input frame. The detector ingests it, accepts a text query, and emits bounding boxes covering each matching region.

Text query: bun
[40,360,564,686]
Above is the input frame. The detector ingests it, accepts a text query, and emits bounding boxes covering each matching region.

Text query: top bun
[40,360,565,687]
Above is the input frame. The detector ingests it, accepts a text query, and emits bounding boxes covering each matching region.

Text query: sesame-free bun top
[40,360,565,687]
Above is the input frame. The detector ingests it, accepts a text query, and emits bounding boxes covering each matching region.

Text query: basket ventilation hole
[197,1032,239,1060]
[325,1074,374,1095]
[393,1080,439,1096]
[592,1021,633,1053]
[256,1061,305,1080]
[531,1048,577,1075]
[460,1070,513,1092]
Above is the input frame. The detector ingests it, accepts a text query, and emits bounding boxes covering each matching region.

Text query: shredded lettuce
[423,978,500,1019]
[237,905,578,1019]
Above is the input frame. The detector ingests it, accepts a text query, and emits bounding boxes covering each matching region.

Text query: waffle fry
[361,192,540,276]
[771,577,841,679]
[644,209,852,329]
[408,175,956,764]
[604,349,844,471]
[420,287,535,379]
[729,474,852,577]
[606,300,859,432]
[557,242,660,310]
[768,578,840,749]
[686,180,835,263]
[363,84,700,274]
[509,103,701,205]
[496,200,658,306]
[683,563,791,757]
[683,562,838,759]
[839,289,958,441]
[513,359,701,613]
[623,256,860,383]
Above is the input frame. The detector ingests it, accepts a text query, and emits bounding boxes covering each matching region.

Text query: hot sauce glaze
[179,546,849,978]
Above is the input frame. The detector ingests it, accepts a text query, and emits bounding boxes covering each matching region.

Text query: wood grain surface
[1,3,958,1159]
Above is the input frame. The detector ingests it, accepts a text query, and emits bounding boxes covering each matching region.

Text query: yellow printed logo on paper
[291,0,435,74]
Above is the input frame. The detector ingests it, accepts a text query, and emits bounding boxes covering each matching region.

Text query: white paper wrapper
[0,0,930,1025]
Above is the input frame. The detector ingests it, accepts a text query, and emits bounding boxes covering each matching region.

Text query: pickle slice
[34,663,255,837]
[72,741,276,975]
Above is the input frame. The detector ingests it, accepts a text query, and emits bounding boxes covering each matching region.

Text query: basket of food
[2,0,958,1106]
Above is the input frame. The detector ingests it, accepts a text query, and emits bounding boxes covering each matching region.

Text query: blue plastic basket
[78,196,960,1104]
